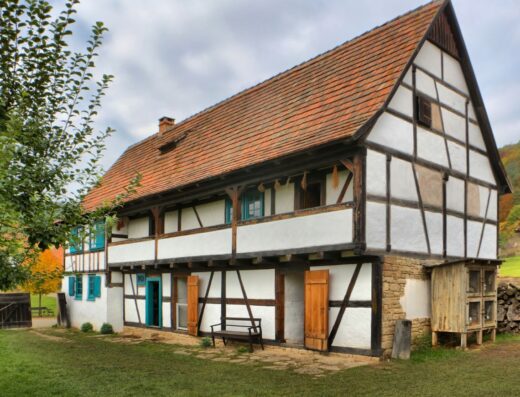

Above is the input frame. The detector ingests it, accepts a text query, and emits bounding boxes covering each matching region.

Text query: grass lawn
[30,294,57,315]
[500,256,520,277]
[1,330,520,396]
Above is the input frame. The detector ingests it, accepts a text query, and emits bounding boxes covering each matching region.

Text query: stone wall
[381,255,433,357]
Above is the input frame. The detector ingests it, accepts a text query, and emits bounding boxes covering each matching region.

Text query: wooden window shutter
[68,277,75,297]
[416,95,432,128]
[94,276,102,298]
[187,276,199,336]
[304,270,329,351]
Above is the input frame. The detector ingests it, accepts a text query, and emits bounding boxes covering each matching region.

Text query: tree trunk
[38,293,42,317]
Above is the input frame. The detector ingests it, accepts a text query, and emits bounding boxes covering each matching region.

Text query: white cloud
[66,0,518,170]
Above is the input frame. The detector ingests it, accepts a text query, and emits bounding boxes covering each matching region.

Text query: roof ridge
[159,0,442,134]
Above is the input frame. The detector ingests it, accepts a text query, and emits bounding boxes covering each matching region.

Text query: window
[468,301,480,326]
[225,199,233,224]
[241,190,264,220]
[75,275,83,300]
[136,273,146,287]
[468,270,480,294]
[89,220,105,251]
[69,226,83,254]
[416,95,432,128]
[87,275,102,301]
[300,181,323,209]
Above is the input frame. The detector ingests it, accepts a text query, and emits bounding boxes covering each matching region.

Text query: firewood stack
[498,282,520,333]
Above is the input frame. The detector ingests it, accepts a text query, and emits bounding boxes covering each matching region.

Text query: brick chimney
[158,116,175,136]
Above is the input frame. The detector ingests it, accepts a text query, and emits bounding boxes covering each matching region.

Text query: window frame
[88,220,106,252]
[75,274,83,300]
[241,189,264,220]
[87,274,102,301]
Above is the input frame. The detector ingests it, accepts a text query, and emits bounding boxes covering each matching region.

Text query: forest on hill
[499,141,520,256]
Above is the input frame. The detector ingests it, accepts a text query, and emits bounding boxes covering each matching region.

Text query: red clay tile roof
[83,1,444,211]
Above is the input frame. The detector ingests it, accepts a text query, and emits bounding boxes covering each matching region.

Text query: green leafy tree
[0,0,140,291]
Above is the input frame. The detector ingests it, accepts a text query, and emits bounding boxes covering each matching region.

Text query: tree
[23,247,62,316]
[0,0,140,291]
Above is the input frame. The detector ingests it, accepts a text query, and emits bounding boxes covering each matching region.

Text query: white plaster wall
[107,286,124,332]
[158,228,232,259]
[311,263,372,301]
[400,279,431,319]
[469,122,486,151]
[111,271,123,283]
[237,209,353,253]
[366,149,386,197]
[128,217,149,239]
[442,108,466,142]
[181,207,200,230]
[366,112,413,155]
[488,190,498,221]
[162,302,172,328]
[447,141,467,174]
[388,85,413,117]
[437,83,466,114]
[329,307,371,349]
[417,127,449,167]
[196,200,226,227]
[425,211,443,256]
[479,224,497,259]
[415,69,437,98]
[124,298,145,324]
[63,273,108,331]
[446,215,464,257]
[284,271,304,344]
[194,271,222,299]
[164,210,178,233]
[108,239,155,264]
[391,205,427,253]
[391,158,417,202]
[466,219,481,258]
[226,269,275,299]
[65,256,73,272]
[162,273,171,297]
[365,201,386,250]
[326,170,353,204]
[274,183,294,214]
[443,52,469,93]
[469,150,496,185]
[414,41,442,78]
[264,189,272,216]
[225,305,276,340]
[446,176,465,213]
[197,303,221,332]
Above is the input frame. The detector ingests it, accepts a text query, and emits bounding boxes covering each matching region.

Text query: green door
[145,277,162,327]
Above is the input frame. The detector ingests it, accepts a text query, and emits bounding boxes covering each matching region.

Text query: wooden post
[225,186,243,265]
[491,328,496,342]
[461,333,467,349]
[432,331,438,347]
[476,330,483,345]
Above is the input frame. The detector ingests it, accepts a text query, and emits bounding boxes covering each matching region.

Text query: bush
[200,337,212,348]
[100,323,114,335]
[81,322,93,333]
[236,346,249,354]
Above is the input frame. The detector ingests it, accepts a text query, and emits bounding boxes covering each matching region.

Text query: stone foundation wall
[381,255,433,357]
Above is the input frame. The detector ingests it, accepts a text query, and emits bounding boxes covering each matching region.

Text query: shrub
[236,346,249,354]
[100,323,114,335]
[200,337,212,348]
[81,322,93,333]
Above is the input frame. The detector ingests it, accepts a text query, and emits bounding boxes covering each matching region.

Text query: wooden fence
[0,293,32,329]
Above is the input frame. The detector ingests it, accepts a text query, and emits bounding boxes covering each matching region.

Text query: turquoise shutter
[94,276,102,298]
[87,275,95,300]
[70,227,78,254]
[68,277,75,296]
[225,199,232,224]
[96,222,105,249]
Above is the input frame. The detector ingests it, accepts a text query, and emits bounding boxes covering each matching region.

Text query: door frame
[145,277,162,327]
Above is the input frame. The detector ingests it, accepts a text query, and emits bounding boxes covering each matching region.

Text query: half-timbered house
[62,0,511,357]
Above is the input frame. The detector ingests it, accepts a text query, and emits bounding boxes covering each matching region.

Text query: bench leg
[249,339,254,353]
[222,337,227,346]
[260,337,264,350]
[212,334,215,347]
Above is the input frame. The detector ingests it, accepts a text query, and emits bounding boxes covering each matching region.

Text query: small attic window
[159,132,187,154]
[415,95,432,128]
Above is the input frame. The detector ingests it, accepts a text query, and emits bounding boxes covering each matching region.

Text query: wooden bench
[210,317,264,352]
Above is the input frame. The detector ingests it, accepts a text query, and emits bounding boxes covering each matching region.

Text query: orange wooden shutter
[187,275,199,336]
[304,270,329,351]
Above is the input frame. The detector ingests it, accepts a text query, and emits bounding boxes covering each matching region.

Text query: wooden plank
[192,206,203,228]
[336,171,353,204]
[386,154,391,252]
[128,274,142,325]
[327,263,362,348]
[304,269,329,351]
[187,275,199,336]
[391,319,412,359]
[236,269,256,331]
[412,164,431,255]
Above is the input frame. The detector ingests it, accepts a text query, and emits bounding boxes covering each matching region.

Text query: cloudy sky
[70,0,520,171]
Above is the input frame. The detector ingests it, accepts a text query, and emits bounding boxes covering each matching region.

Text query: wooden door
[187,276,199,336]
[304,270,329,351]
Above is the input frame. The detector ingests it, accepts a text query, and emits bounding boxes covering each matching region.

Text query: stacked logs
[498,282,520,333]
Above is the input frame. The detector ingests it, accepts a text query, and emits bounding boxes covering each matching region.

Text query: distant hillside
[499,141,520,256]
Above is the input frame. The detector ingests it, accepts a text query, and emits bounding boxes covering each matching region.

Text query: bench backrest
[223,317,261,327]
